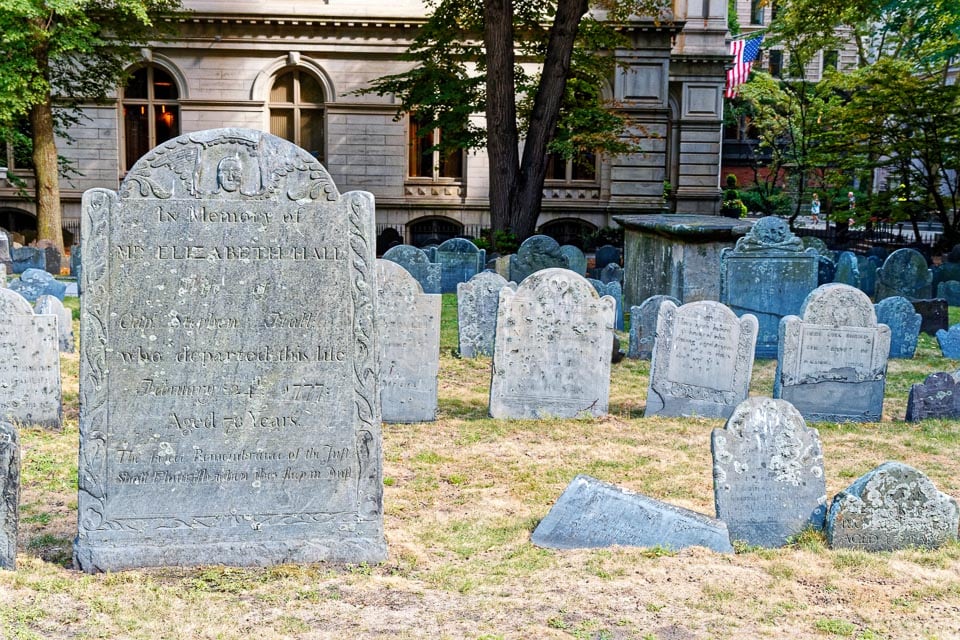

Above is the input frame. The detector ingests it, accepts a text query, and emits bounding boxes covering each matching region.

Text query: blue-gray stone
[876,248,932,301]
[856,255,877,297]
[0,234,11,273]
[816,255,836,286]
[833,251,859,287]
[937,280,960,306]
[905,371,960,421]
[457,272,514,358]
[531,475,734,553]
[508,235,569,283]
[600,263,623,285]
[936,324,960,358]
[627,294,680,359]
[594,244,621,271]
[435,238,485,294]
[588,278,624,330]
[801,236,831,257]
[69,245,82,294]
[913,298,949,335]
[8,268,67,302]
[421,245,438,262]
[874,296,921,358]
[559,245,587,276]
[0,420,18,570]
[933,261,960,290]
[382,244,441,294]
[11,246,46,274]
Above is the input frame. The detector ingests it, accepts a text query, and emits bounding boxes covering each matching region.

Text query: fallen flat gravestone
[0,420,18,569]
[35,295,74,353]
[8,268,66,302]
[645,300,757,420]
[912,298,949,336]
[376,260,440,423]
[74,128,385,572]
[627,294,680,359]
[905,371,960,421]
[531,475,734,553]
[489,268,615,419]
[875,247,932,301]
[712,397,826,547]
[874,296,921,359]
[435,237,485,293]
[775,284,890,422]
[457,271,515,358]
[936,324,960,359]
[826,462,959,551]
[382,244,441,294]
[509,235,569,284]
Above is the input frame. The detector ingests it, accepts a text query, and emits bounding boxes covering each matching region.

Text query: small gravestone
[559,245,587,276]
[775,284,890,422]
[720,217,818,358]
[0,234,11,273]
[937,280,960,306]
[874,296,921,359]
[826,462,959,551]
[627,294,680,359]
[856,255,877,297]
[11,246,47,274]
[531,475,734,553]
[912,298,949,335]
[376,260,440,423]
[833,251,860,287]
[800,236,830,257]
[458,272,515,358]
[494,255,511,280]
[816,255,836,286]
[0,420,18,570]
[588,278,624,331]
[8,268,66,302]
[34,240,62,275]
[875,248,932,301]
[712,397,826,547]
[382,244,441,294]
[645,300,758,419]
[435,238,485,294]
[905,372,960,421]
[600,263,624,285]
[490,268,615,419]
[936,324,960,359]
[508,235,569,283]
[35,295,74,353]
[594,244,621,271]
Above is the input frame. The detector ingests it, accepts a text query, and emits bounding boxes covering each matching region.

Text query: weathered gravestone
[70,245,81,278]
[594,244,621,272]
[382,244,441,294]
[457,271,515,358]
[74,128,385,572]
[826,462,959,551]
[775,284,890,422]
[493,255,511,280]
[0,264,6,288]
[600,263,624,285]
[875,248,932,301]
[434,238,485,293]
[531,475,734,553]
[559,245,587,276]
[0,289,61,429]
[856,255,878,297]
[912,298,949,336]
[35,295,74,353]
[627,294,681,360]
[489,268,615,419]
[11,246,48,274]
[936,324,960,359]
[34,240,63,274]
[0,420,18,570]
[712,397,826,547]
[874,296,921,359]
[720,217,818,358]
[0,233,11,274]
[833,251,860,288]
[937,280,960,307]
[645,300,758,420]
[905,371,960,422]
[508,235,569,284]
[588,278,624,331]
[800,236,830,257]
[933,249,960,290]
[376,260,440,423]
[8,268,66,303]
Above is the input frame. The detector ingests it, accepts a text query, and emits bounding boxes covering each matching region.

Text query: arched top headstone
[877,248,932,300]
[8,268,67,302]
[559,245,587,276]
[436,237,480,254]
[0,288,34,316]
[382,244,432,267]
[509,267,602,306]
[509,235,569,283]
[375,258,425,299]
[800,283,877,328]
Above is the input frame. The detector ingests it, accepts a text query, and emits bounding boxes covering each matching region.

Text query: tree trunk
[31,97,64,256]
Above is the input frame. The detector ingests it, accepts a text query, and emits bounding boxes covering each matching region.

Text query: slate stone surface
[0,234,11,273]
[490,268,615,419]
[382,244,441,294]
[800,236,830,257]
[8,268,66,303]
[816,255,836,286]
[69,245,82,294]
[600,263,624,285]
[826,462,959,551]
[0,290,61,429]
[0,420,17,570]
[905,371,960,421]
[74,128,385,572]
[0,288,32,316]
[936,324,960,359]
[0,264,6,288]
[33,240,62,275]
[435,237,485,294]
[457,272,515,358]
[35,295,74,353]
[833,251,860,287]
[627,294,681,360]
[775,284,890,422]
[932,260,960,290]
[645,300,758,420]
[912,298,949,335]
[531,475,734,553]
[594,244,621,271]
[559,245,587,276]
[588,278,624,331]
[11,247,48,274]
[712,397,826,548]
[508,235,570,284]
[874,296,921,359]
[856,255,877,297]
[875,248,932,301]
[376,260,440,423]
[720,217,818,359]
[937,280,960,306]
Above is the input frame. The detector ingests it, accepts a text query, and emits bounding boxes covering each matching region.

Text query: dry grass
[1,300,959,640]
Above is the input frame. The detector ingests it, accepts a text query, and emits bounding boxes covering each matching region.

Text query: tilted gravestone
[508,235,569,284]
[376,260,440,423]
[833,251,860,288]
[645,300,757,420]
[434,237,485,294]
[35,294,74,353]
[489,268,615,419]
[382,244,441,294]
[627,294,681,360]
[936,324,960,359]
[720,217,818,358]
[775,284,891,422]
[0,420,18,570]
[0,289,61,429]
[912,298,949,336]
[874,296,921,359]
[826,462,959,551]
[875,248,932,301]
[588,278,624,331]
[712,397,826,547]
[905,371,960,422]
[937,280,960,307]
[8,268,67,302]
[531,475,734,553]
[74,128,385,572]
[856,255,877,297]
[559,245,587,276]
[457,271,515,358]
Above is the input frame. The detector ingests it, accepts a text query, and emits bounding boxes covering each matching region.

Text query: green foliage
[581,225,623,250]
[473,229,520,254]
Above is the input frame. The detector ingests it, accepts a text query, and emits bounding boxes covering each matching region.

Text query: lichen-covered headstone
[376,260,440,423]
[508,235,569,284]
[0,420,18,570]
[833,251,860,288]
[11,246,47,274]
[559,245,587,276]
[8,268,66,302]
[35,294,74,353]
[74,128,385,572]
[775,284,890,422]
[875,248,932,301]
[645,300,758,419]
[912,298,949,336]
[434,237,485,294]
[382,244,441,294]
[936,324,960,359]
[712,397,826,547]
[720,217,818,358]
[457,271,515,358]
[937,280,960,307]
[627,294,680,360]
[826,462,959,551]
[874,296,921,359]
[856,255,877,297]
[490,268,615,418]
[588,278,624,331]
[905,371,960,421]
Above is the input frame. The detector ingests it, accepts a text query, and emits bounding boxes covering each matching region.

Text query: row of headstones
[0,231,67,275]
[531,396,959,554]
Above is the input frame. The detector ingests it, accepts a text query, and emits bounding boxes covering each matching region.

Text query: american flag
[725,34,764,98]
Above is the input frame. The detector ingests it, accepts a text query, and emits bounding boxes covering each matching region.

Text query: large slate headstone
[376,260,440,423]
[826,462,959,551]
[588,278,624,331]
[457,271,515,358]
[645,300,758,420]
[912,298,949,336]
[8,268,67,302]
[74,128,385,572]
[712,397,826,548]
[434,237,485,294]
[594,244,621,271]
[11,246,47,274]
[720,217,818,358]
[559,245,587,276]
[905,371,960,421]
[627,294,681,360]
[775,284,891,422]
[600,263,624,285]
[508,235,569,284]
[874,296,921,359]
[531,475,734,553]
[875,248,932,301]
[489,268,615,419]
[856,255,877,298]
[35,294,74,353]
[833,251,860,288]
[936,324,960,359]
[0,420,17,570]
[937,280,960,307]
[382,244,441,294]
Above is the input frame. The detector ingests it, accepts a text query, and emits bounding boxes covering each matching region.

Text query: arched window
[121,66,180,172]
[269,69,325,160]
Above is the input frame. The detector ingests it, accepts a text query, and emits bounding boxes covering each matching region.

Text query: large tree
[0,0,181,254]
